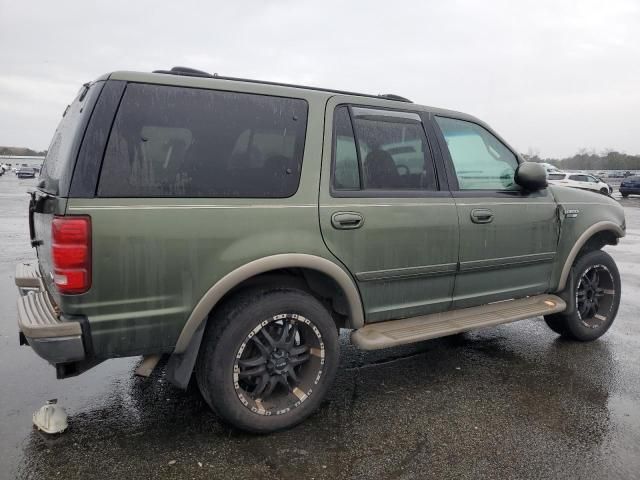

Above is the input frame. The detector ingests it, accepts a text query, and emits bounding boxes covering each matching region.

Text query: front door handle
[470,208,494,224]
[331,212,364,230]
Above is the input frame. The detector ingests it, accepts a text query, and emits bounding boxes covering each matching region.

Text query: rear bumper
[15,262,86,364]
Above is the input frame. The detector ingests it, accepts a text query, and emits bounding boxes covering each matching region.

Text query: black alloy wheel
[575,264,616,329]
[234,313,324,416]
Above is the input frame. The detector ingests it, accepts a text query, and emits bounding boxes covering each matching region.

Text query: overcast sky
[1,0,638,158]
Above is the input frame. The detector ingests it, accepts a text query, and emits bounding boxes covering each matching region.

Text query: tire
[621,193,629,198]
[544,249,620,341]
[196,288,339,433]
[599,188,608,195]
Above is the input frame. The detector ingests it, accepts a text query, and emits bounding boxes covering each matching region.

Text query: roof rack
[152,66,214,78]
[151,66,413,103]
[378,94,413,103]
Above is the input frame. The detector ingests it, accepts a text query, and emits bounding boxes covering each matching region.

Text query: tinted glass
[41,82,103,195]
[435,116,518,190]
[332,106,360,190]
[569,174,587,182]
[350,109,436,190]
[98,84,308,197]
[547,173,566,180]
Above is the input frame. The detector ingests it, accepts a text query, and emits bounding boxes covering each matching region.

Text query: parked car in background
[620,176,640,197]
[17,167,36,179]
[547,172,612,195]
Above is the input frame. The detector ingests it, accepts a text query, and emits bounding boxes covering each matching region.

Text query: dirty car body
[16,67,626,432]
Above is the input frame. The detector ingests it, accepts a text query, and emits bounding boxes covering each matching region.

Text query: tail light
[51,216,91,294]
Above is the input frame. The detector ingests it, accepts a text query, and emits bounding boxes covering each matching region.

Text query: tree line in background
[523,149,640,171]
[0,146,47,157]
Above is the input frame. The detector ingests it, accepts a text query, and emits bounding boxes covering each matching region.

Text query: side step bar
[351,294,566,350]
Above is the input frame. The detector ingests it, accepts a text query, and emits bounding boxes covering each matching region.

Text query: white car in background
[547,172,613,195]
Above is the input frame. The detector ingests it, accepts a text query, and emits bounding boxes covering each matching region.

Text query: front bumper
[620,187,640,195]
[15,262,86,364]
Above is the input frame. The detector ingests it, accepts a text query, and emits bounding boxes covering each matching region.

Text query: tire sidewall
[565,250,621,341]
[203,289,339,433]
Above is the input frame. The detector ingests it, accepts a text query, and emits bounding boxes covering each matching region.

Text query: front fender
[549,186,625,291]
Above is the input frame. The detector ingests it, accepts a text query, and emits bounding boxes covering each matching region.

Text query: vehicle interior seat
[364,149,403,189]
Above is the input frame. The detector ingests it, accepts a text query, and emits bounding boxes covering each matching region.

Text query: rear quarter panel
[61,92,335,358]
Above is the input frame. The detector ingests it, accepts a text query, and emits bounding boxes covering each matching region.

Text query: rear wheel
[621,193,629,198]
[599,187,609,195]
[196,288,339,433]
[544,250,620,341]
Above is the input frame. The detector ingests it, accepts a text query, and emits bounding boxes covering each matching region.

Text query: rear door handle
[331,212,364,230]
[470,208,494,224]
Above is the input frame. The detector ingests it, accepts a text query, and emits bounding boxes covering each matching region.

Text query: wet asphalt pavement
[1,174,639,480]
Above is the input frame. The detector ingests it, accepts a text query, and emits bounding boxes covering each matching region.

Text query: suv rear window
[97,84,308,198]
[40,82,103,195]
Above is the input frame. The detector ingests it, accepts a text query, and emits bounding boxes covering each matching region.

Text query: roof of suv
[98,67,522,157]
[101,67,483,124]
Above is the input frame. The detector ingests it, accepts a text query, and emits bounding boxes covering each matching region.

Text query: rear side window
[547,173,566,180]
[98,84,308,197]
[569,174,588,182]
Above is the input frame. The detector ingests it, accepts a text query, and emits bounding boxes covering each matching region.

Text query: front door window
[435,116,519,191]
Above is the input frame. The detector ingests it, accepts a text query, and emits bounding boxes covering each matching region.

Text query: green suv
[16,67,625,432]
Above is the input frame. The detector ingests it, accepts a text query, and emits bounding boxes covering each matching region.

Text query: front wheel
[544,249,620,341]
[196,288,339,433]
[599,187,609,195]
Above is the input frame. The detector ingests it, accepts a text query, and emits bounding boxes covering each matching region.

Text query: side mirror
[515,162,547,191]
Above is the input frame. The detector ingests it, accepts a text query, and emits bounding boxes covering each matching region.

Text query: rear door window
[331,106,437,192]
[332,106,361,190]
[98,84,308,197]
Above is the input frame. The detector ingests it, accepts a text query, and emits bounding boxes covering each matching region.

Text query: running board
[351,294,566,350]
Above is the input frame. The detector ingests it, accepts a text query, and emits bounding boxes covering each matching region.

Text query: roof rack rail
[378,94,413,103]
[152,66,214,78]
[151,67,413,103]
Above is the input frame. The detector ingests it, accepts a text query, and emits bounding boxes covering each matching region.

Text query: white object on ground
[32,399,68,434]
